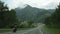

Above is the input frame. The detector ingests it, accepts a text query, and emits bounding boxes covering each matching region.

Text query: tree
[0,1,17,28]
[44,3,60,28]
[0,1,9,28]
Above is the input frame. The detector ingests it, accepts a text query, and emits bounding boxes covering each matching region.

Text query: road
[0,24,50,34]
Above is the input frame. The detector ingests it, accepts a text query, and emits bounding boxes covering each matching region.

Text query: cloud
[1,0,60,9]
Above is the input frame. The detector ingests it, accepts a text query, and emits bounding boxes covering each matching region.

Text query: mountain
[15,5,55,22]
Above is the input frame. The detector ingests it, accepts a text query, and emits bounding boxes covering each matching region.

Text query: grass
[0,30,12,33]
[42,25,60,34]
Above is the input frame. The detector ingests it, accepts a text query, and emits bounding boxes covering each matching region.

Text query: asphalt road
[0,24,50,34]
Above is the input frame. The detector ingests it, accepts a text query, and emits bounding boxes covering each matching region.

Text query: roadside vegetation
[44,3,60,29]
[42,25,60,34]
[43,3,60,34]
[0,29,12,33]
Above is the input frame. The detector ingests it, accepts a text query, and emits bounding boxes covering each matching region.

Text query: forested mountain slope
[15,5,55,22]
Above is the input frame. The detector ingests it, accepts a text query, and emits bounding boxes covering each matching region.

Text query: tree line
[0,1,18,28]
[44,3,60,28]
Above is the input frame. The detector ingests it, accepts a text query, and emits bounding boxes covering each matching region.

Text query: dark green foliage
[27,21,34,26]
[0,1,17,28]
[44,3,60,28]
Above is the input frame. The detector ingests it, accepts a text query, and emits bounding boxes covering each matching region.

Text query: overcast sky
[1,0,60,9]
